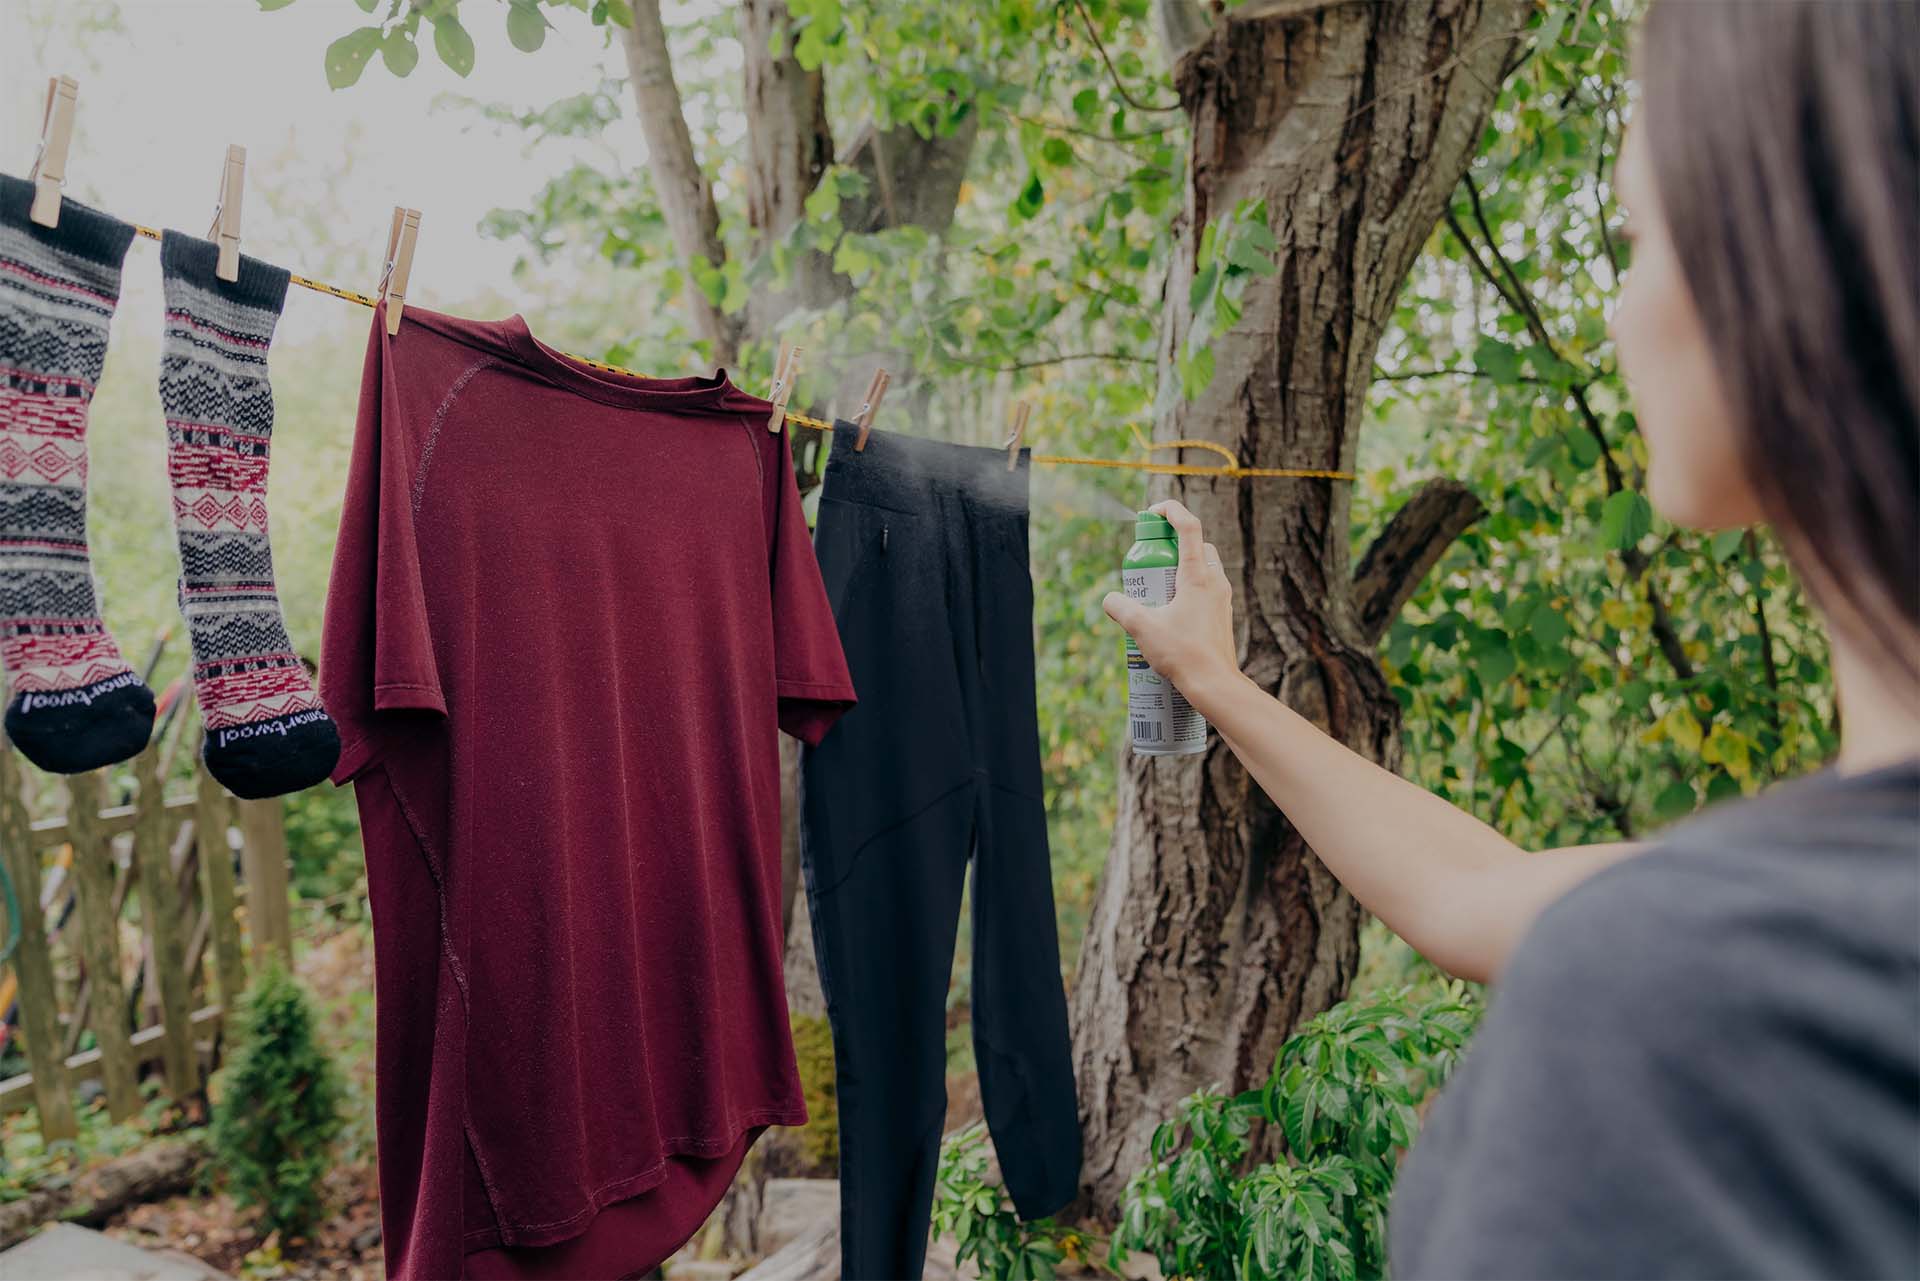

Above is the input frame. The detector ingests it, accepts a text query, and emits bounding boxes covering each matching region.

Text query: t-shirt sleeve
[764,423,854,746]
[319,313,446,783]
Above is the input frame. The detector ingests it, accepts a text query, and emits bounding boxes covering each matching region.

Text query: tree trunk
[1069,0,1521,1212]
[741,0,839,336]
[0,1138,206,1250]
[621,0,743,365]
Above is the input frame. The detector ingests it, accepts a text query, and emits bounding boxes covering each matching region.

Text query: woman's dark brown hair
[1638,1,1919,692]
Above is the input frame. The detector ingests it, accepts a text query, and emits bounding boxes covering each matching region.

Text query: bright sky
[1,0,671,345]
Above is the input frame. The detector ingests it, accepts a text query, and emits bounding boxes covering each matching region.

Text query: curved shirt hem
[459,1105,809,1252]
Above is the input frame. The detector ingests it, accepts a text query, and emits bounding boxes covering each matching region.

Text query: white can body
[1122,564,1208,756]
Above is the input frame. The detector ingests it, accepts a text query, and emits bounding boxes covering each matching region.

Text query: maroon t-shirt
[320,306,854,1280]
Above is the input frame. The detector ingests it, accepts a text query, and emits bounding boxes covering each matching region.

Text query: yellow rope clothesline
[131,223,1352,483]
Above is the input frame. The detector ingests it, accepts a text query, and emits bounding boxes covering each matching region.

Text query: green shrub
[933,1124,1082,1281]
[789,1013,839,1172]
[211,962,344,1236]
[1111,985,1479,1281]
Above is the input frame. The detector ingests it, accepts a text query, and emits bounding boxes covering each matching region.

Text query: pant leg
[801,481,972,1280]
[803,788,971,1278]
[962,486,1084,1221]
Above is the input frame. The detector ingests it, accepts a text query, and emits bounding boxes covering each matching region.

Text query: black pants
[801,425,1082,1280]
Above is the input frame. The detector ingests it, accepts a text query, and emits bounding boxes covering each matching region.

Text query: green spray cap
[1135,511,1176,542]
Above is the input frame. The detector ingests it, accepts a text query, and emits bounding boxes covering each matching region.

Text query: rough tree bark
[620,0,742,365]
[1069,0,1522,1211]
[740,0,839,334]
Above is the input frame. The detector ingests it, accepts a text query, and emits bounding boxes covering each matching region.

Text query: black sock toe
[201,707,342,799]
[4,673,156,774]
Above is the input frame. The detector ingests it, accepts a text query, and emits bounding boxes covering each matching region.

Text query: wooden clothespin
[208,145,247,283]
[852,368,890,452]
[1005,401,1032,471]
[28,75,80,228]
[379,206,421,336]
[766,343,802,433]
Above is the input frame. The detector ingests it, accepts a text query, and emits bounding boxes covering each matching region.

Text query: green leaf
[1711,528,1747,562]
[1471,630,1517,688]
[352,0,376,11]
[1528,602,1571,650]
[1565,427,1601,469]
[1473,337,1523,385]
[1600,490,1652,550]
[1188,262,1218,311]
[507,1,549,52]
[1014,172,1045,220]
[433,14,476,76]
[1180,344,1215,400]
[380,29,420,76]
[1041,138,1074,168]
[1654,780,1696,820]
[256,0,298,9]
[323,26,383,89]
[1620,679,1654,712]
[804,179,841,223]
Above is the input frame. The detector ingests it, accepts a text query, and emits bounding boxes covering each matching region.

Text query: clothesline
[128,223,1353,483]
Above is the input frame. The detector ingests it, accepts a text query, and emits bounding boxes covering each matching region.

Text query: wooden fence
[0,723,292,1141]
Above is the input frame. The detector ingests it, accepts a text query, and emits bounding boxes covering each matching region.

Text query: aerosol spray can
[1123,511,1208,755]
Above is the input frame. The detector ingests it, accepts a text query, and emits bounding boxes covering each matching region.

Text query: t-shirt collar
[503,313,740,411]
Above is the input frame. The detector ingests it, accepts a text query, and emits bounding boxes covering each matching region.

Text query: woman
[1104,4,1918,1277]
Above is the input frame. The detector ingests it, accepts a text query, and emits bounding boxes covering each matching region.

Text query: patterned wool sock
[159,231,338,798]
[0,175,155,773]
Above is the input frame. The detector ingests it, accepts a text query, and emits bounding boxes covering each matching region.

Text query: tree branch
[1012,112,1176,143]
[1456,176,1621,490]
[838,116,981,236]
[1373,365,1554,387]
[948,350,1155,373]
[1352,478,1487,646]
[619,0,741,365]
[1592,93,1623,279]
[1447,178,1696,684]
[1074,0,1184,113]
[1443,206,1530,322]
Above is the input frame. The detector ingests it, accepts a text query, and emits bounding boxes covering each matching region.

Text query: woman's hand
[1102,500,1239,699]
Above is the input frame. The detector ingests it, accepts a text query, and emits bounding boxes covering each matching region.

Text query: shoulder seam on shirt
[410,357,496,516]
[732,411,775,552]
[731,411,767,485]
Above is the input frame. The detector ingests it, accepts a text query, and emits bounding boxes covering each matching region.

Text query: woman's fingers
[1150,499,1207,577]
[1103,591,1146,630]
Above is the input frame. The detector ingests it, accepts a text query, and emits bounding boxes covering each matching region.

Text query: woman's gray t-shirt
[1390,761,1920,1279]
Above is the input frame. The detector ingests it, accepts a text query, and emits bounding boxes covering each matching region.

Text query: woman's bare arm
[1104,500,1640,983]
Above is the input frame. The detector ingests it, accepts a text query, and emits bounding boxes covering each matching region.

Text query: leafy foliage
[0,1087,182,1202]
[1108,986,1479,1281]
[931,1123,1085,1281]
[211,963,345,1236]
[268,0,631,88]
[1365,0,1836,847]
[1180,196,1278,400]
